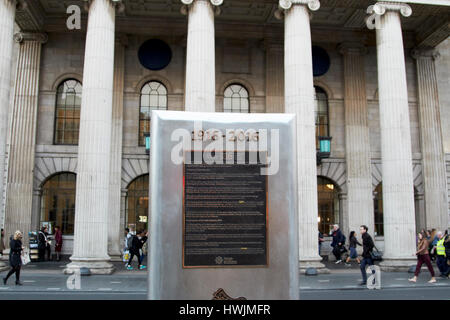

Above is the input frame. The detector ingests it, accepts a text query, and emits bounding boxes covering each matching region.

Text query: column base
[64,258,115,275]
[299,260,330,274]
[379,258,417,272]
[109,254,123,262]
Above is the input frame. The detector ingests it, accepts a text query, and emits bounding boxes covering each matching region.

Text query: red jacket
[55,230,63,251]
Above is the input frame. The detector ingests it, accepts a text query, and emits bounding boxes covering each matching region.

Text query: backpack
[126,235,134,250]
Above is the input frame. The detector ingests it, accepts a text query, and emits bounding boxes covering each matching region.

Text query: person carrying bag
[2,231,24,286]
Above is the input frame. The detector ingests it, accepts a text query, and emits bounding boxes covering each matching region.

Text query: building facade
[0,0,449,273]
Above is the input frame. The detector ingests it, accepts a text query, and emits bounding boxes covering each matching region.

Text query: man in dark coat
[38,227,48,261]
[330,224,345,264]
[359,225,375,285]
[3,231,23,285]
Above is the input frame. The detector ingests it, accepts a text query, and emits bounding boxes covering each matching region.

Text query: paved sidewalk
[0,259,449,294]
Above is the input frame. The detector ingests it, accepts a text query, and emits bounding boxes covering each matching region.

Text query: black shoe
[15,281,23,286]
[2,278,6,285]
[359,281,367,286]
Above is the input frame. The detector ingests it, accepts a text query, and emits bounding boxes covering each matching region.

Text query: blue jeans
[360,257,374,283]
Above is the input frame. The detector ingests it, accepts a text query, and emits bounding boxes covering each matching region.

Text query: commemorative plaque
[148,111,299,300]
[183,151,267,267]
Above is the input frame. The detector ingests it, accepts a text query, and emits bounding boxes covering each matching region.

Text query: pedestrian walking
[54,226,63,261]
[0,229,5,256]
[38,227,51,261]
[126,230,147,270]
[2,231,24,286]
[359,225,375,286]
[435,231,449,278]
[444,230,450,279]
[140,230,149,263]
[330,224,346,264]
[345,231,361,266]
[318,231,324,256]
[429,229,438,262]
[409,231,436,283]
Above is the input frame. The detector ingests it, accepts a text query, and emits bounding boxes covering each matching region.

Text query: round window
[312,46,331,77]
[138,39,172,71]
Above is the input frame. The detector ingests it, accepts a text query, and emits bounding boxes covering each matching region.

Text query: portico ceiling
[16,0,450,48]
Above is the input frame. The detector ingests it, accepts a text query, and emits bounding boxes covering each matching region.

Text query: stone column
[411,48,449,231]
[368,2,416,270]
[0,0,23,230]
[0,0,21,271]
[65,0,122,274]
[264,39,284,113]
[108,34,127,261]
[3,32,47,245]
[339,43,374,236]
[180,0,223,112]
[277,0,326,272]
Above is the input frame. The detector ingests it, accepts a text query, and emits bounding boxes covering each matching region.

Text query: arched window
[54,79,82,145]
[314,86,329,149]
[317,176,340,235]
[373,183,384,236]
[139,81,167,146]
[125,174,149,233]
[40,173,76,235]
[223,84,249,113]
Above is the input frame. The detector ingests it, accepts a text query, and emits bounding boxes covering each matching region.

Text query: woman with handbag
[409,231,436,283]
[2,230,24,286]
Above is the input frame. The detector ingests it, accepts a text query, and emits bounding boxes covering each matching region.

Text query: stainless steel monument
[148,111,299,299]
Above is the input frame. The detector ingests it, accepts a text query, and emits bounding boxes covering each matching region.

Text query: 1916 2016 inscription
[183,151,268,267]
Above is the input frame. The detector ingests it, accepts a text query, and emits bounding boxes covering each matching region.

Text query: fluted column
[368,2,416,270]
[277,0,326,272]
[3,32,47,246]
[265,39,284,113]
[339,43,374,237]
[411,48,448,231]
[108,34,127,261]
[181,0,223,112]
[0,0,22,232]
[65,0,121,274]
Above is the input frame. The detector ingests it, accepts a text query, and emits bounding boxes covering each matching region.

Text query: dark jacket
[38,231,47,250]
[331,229,345,248]
[349,236,362,248]
[361,232,374,259]
[130,235,148,254]
[9,238,23,267]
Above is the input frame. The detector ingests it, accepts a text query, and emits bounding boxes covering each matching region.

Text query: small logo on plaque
[215,256,224,265]
[212,288,247,300]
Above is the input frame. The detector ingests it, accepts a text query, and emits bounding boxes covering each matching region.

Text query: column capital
[367,1,412,18]
[83,0,125,13]
[180,0,224,16]
[13,32,48,44]
[338,42,367,56]
[275,0,320,20]
[366,2,412,30]
[411,47,440,61]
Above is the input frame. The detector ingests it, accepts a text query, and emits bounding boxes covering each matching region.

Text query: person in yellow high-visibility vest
[435,231,449,278]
